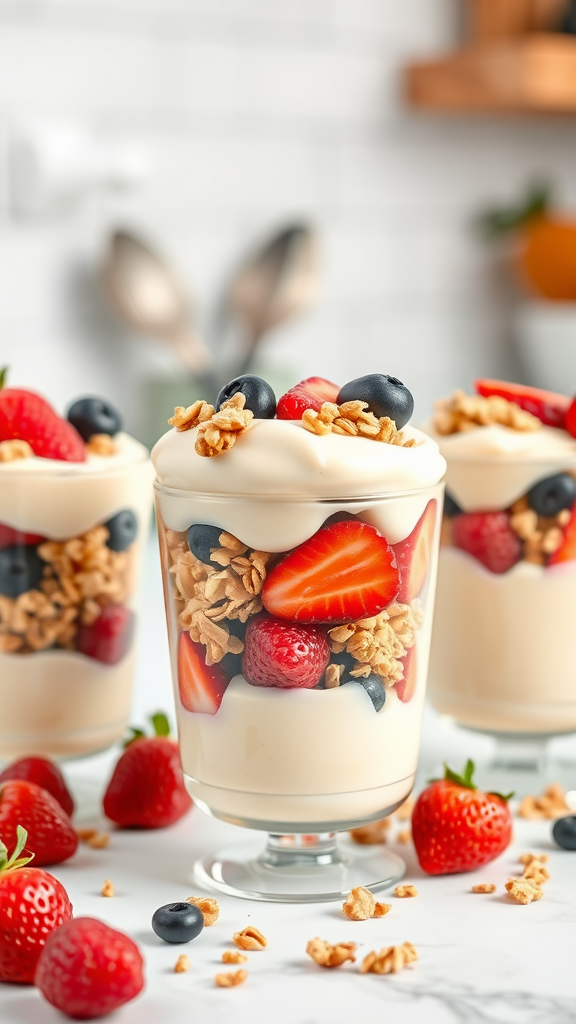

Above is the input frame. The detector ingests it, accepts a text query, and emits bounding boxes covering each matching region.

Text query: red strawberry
[395,645,417,703]
[565,396,576,439]
[548,503,576,565]
[262,520,399,624]
[0,382,86,462]
[76,604,134,664]
[0,780,78,866]
[276,376,340,420]
[177,632,230,714]
[475,378,570,429]
[0,825,73,984]
[0,757,74,817]
[0,524,44,550]
[35,917,144,1019]
[393,500,437,602]
[452,511,521,574]
[242,616,329,689]
[412,760,513,875]
[103,714,192,828]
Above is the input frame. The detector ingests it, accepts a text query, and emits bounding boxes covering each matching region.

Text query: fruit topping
[395,646,417,703]
[262,520,399,624]
[187,522,226,566]
[0,826,73,984]
[67,396,122,441]
[76,604,135,664]
[475,379,570,429]
[103,713,192,828]
[0,756,74,817]
[242,616,329,689]
[0,378,86,462]
[337,374,414,429]
[0,544,44,597]
[216,375,277,419]
[452,511,522,574]
[547,503,576,565]
[565,396,576,439]
[411,760,513,875]
[276,376,340,420]
[552,815,576,850]
[177,632,230,713]
[527,472,576,517]
[0,524,44,549]
[152,902,204,943]
[443,493,462,517]
[35,917,144,1020]
[104,509,138,552]
[356,675,386,712]
[393,500,437,602]
[0,780,78,865]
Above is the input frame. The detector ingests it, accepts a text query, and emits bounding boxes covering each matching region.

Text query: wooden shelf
[405,34,576,114]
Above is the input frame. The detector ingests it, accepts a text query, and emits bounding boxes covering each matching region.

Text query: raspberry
[242,616,329,689]
[452,511,521,574]
[276,377,340,420]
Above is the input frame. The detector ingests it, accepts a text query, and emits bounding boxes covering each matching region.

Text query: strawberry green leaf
[0,367,7,391]
[0,825,34,873]
[488,790,515,802]
[151,712,170,737]
[443,759,477,791]
[124,727,146,748]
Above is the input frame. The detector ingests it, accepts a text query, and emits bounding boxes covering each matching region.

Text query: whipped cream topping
[0,433,149,476]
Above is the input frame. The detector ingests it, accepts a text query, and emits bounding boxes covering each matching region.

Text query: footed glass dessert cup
[155,481,443,902]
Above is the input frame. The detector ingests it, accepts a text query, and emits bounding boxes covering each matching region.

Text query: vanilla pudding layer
[429,549,576,734]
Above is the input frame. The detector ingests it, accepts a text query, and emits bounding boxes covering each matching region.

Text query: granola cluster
[0,525,135,654]
[433,390,541,435]
[509,495,570,565]
[168,394,253,458]
[0,439,33,462]
[360,942,418,975]
[518,783,572,819]
[302,400,416,447]
[306,937,357,968]
[342,886,391,921]
[85,434,117,456]
[505,850,550,904]
[327,602,422,685]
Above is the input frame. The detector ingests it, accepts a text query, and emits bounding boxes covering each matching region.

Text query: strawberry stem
[151,711,170,737]
[0,825,34,873]
[0,367,7,391]
[478,180,551,236]
[444,759,477,790]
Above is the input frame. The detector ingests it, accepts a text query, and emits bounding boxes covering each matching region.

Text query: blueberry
[151,902,204,943]
[187,524,225,566]
[321,512,358,528]
[0,545,44,598]
[552,815,576,851]
[221,651,243,678]
[216,375,276,418]
[444,492,462,517]
[527,473,576,518]
[67,397,122,441]
[104,510,138,552]
[357,675,386,712]
[337,374,414,429]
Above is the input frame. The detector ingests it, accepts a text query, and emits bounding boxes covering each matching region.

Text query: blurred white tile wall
[1,0,576,439]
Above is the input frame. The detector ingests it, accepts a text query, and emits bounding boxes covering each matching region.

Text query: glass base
[194,832,405,903]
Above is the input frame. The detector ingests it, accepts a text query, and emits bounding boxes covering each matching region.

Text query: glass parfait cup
[155,479,443,902]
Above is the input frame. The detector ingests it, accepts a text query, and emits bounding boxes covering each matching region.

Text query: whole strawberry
[0,369,85,462]
[0,756,74,817]
[412,760,513,875]
[242,616,330,688]
[103,713,192,829]
[0,825,73,984]
[0,780,78,866]
[35,917,144,1019]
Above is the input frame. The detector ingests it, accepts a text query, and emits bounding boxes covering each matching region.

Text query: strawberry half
[395,645,417,704]
[0,524,44,550]
[177,632,230,714]
[393,500,437,603]
[475,378,570,429]
[276,376,340,420]
[548,504,576,565]
[262,520,399,624]
[0,383,86,462]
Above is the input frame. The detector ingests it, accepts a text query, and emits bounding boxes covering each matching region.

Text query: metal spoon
[100,229,212,373]
[228,223,320,375]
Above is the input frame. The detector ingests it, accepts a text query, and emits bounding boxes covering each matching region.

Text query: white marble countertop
[3,540,576,1024]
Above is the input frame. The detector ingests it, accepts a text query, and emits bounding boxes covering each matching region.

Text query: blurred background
[2,0,576,445]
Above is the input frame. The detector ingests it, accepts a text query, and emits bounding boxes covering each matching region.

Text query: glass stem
[258,833,345,869]
[492,734,549,773]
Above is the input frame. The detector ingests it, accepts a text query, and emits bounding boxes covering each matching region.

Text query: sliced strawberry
[0,387,86,462]
[76,605,134,664]
[548,504,576,565]
[276,376,340,420]
[395,646,417,703]
[475,379,570,429]
[0,524,44,550]
[177,632,230,714]
[393,500,437,603]
[452,511,521,574]
[262,520,399,624]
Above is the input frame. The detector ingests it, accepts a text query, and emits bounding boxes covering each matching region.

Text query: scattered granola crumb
[306,937,357,968]
[186,896,219,926]
[174,954,190,974]
[471,883,496,894]
[85,433,116,456]
[518,783,571,820]
[342,886,377,921]
[396,829,412,845]
[75,828,98,842]
[232,926,267,951]
[215,969,248,988]
[373,902,392,917]
[394,884,418,898]
[222,951,248,965]
[0,439,33,462]
[87,832,110,850]
[395,797,415,822]
[433,390,540,435]
[360,942,418,975]
[519,852,549,866]
[521,859,550,886]
[101,879,114,898]
[350,817,391,845]
[505,878,544,904]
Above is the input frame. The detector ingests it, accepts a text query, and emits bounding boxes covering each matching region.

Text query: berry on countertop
[103,712,192,828]
[187,523,227,566]
[0,757,74,817]
[216,375,276,419]
[356,675,386,712]
[151,902,204,944]
[393,500,437,602]
[0,780,78,866]
[0,825,73,984]
[443,493,462,517]
[0,544,44,598]
[395,646,417,704]
[262,520,399,624]
[0,372,86,462]
[337,373,414,429]
[67,396,122,441]
[76,604,135,664]
[35,917,144,1020]
[276,376,340,420]
[452,511,522,574]
[411,760,513,875]
[177,632,231,713]
[104,509,138,552]
[552,815,576,850]
[242,616,329,689]
[0,524,44,550]
[475,378,570,429]
[527,473,576,517]
[549,503,576,565]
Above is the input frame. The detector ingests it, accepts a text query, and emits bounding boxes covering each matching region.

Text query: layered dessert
[428,379,576,734]
[0,381,154,758]
[153,373,445,830]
